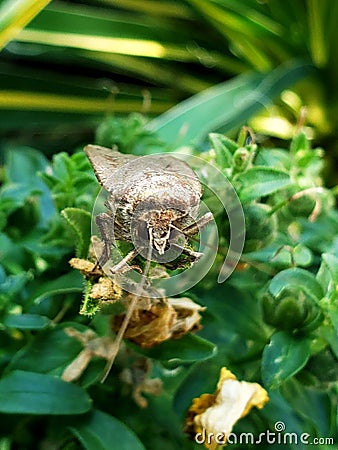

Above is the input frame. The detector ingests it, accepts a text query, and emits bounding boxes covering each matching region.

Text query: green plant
[0,93,337,448]
[1,0,338,164]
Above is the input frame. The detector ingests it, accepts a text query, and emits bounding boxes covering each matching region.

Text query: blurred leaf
[0,62,172,128]
[0,370,92,414]
[0,270,32,302]
[0,0,52,49]
[236,167,292,202]
[173,356,224,418]
[280,378,334,436]
[8,324,86,374]
[4,147,48,183]
[133,334,216,367]
[3,313,51,330]
[262,331,312,388]
[208,133,234,169]
[3,147,54,224]
[69,409,146,450]
[195,285,269,354]
[316,253,338,297]
[147,60,313,147]
[29,270,84,303]
[61,208,92,258]
[268,268,324,301]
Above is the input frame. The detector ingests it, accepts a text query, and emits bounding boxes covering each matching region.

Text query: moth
[84,145,213,273]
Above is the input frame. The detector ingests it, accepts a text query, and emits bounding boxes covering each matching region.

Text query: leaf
[280,379,333,437]
[316,253,338,297]
[3,313,51,330]
[208,133,235,169]
[0,270,32,300]
[133,334,216,367]
[4,147,55,223]
[29,270,84,303]
[147,61,312,147]
[0,370,92,414]
[0,0,52,49]
[173,356,224,418]
[236,167,292,202]
[61,207,92,258]
[8,324,86,374]
[268,268,324,301]
[69,409,146,450]
[262,331,312,388]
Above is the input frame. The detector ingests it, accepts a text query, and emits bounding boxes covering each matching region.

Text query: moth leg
[182,212,213,237]
[171,243,203,261]
[110,249,139,274]
[95,212,116,267]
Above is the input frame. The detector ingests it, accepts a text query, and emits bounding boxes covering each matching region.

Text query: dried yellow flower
[185,367,269,449]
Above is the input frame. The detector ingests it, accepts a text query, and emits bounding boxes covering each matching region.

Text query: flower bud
[262,286,322,332]
[232,147,251,171]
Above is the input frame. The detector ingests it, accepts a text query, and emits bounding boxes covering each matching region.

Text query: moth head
[143,209,183,255]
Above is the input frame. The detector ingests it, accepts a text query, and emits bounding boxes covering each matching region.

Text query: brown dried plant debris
[70,238,205,349]
[69,256,122,305]
[112,294,205,348]
[120,357,162,408]
[62,327,116,382]
[62,328,162,407]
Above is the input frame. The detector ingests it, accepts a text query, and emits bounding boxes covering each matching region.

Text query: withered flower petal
[185,367,269,449]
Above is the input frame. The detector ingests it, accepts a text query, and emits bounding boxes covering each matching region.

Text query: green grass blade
[0,0,51,48]
[147,60,313,147]
[307,0,329,67]
[98,0,193,19]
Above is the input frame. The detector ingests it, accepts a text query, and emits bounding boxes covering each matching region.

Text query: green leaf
[236,167,292,202]
[0,270,32,300]
[29,270,84,303]
[133,334,216,366]
[316,253,338,297]
[69,409,146,450]
[0,0,52,49]
[8,324,85,374]
[61,207,92,258]
[262,331,312,388]
[268,267,324,301]
[280,379,333,437]
[173,356,224,418]
[208,133,235,169]
[3,313,51,330]
[0,370,91,414]
[4,147,55,223]
[5,147,48,184]
[147,61,312,147]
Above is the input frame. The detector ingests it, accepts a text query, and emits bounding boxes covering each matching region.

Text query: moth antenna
[100,245,153,383]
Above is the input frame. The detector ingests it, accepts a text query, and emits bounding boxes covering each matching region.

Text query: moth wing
[84,145,136,193]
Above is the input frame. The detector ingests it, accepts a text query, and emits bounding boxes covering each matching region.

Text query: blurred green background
[1,0,338,177]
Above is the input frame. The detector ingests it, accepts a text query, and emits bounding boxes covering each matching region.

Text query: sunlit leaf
[0,0,52,49]
[147,61,312,147]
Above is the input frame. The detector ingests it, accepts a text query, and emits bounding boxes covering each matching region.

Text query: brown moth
[84,145,213,272]
[84,145,213,381]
